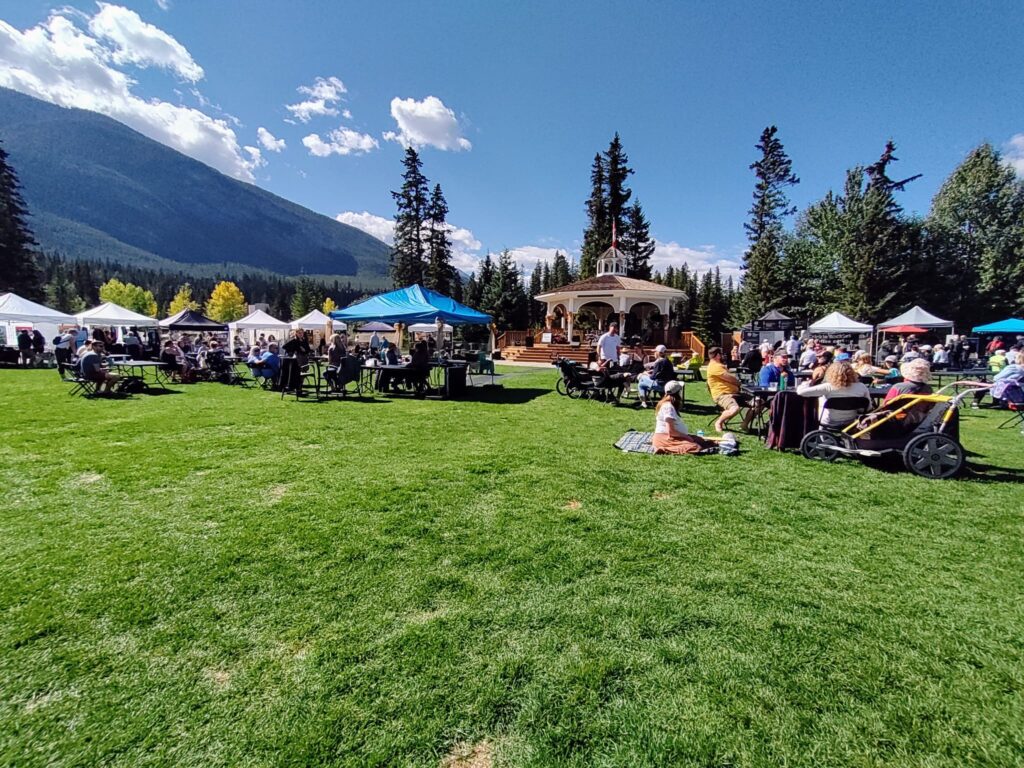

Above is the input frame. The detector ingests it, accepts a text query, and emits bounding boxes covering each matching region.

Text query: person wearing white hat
[637,344,675,407]
[652,380,719,454]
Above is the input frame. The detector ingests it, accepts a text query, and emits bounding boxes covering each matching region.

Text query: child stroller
[799,383,987,479]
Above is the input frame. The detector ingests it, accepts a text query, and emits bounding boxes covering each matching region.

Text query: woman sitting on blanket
[652,381,719,454]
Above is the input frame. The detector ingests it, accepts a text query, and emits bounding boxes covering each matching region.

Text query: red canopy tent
[882,325,927,334]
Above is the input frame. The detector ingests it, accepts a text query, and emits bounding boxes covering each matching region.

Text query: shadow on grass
[464,387,551,405]
[964,462,1024,485]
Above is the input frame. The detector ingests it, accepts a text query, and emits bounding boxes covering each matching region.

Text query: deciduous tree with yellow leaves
[205,281,247,322]
[168,283,201,314]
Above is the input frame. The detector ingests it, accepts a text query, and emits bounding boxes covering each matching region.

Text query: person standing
[16,328,33,366]
[55,327,76,375]
[31,329,46,363]
[124,328,143,360]
[785,334,802,358]
[596,323,621,369]
[369,330,381,355]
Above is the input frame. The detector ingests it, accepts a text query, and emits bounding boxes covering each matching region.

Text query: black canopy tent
[159,309,228,332]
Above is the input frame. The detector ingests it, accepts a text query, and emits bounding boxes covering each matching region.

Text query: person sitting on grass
[652,381,719,454]
[80,341,120,394]
[796,360,872,428]
[637,344,675,407]
[707,346,752,433]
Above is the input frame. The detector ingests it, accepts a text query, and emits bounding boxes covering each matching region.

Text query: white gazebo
[533,246,685,342]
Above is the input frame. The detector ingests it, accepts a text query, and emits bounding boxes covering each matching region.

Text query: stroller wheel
[801,430,842,462]
[567,385,583,399]
[903,433,964,479]
[556,378,567,396]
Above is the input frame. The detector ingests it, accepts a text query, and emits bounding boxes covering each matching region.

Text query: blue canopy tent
[972,318,1024,335]
[330,285,493,352]
[330,285,491,325]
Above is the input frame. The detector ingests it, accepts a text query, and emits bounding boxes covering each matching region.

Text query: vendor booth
[808,311,873,349]
[160,309,228,333]
[228,309,289,349]
[972,318,1024,336]
[877,305,954,350]
[0,292,76,357]
[330,285,492,398]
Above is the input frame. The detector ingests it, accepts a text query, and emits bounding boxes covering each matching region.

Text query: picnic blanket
[614,429,740,456]
[614,430,657,454]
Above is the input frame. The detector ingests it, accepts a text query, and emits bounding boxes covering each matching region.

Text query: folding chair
[997,400,1024,430]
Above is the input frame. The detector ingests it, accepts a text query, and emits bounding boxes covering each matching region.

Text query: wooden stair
[501,343,589,365]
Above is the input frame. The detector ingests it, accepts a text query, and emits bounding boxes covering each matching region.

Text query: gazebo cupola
[596,245,628,277]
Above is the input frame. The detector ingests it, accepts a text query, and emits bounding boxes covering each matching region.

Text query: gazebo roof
[536,274,684,298]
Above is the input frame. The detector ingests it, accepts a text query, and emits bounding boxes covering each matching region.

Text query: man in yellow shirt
[707,346,751,432]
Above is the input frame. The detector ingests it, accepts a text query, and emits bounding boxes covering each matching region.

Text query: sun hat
[664,380,684,395]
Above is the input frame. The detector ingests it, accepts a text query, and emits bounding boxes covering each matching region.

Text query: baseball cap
[665,380,684,395]
[655,344,667,353]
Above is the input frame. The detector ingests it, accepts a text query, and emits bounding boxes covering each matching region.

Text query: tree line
[739,127,1024,328]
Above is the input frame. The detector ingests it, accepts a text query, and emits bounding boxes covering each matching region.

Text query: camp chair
[61,365,97,398]
[815,396,872,430]
[998,399,1024,430]
[468,349,495,386]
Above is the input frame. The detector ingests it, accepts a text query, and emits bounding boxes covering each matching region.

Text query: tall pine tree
[604,133,633,243]
[0,141,43,299]
[425,183,460,299]
[621,199,654,279]
[740,125,799,321]
[390,147,429,287]
[579,153,608,278]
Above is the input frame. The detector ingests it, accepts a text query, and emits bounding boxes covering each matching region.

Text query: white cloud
[334,210,482,270]
[88,3,202,81]
[286,75,346,122]
[382,95,471,151]
[651,239,742,281]
[302,128,378,157]
[155,0,171,10]
[1004,133,1024,177]
[257,126,285,152]
[243,145,265,168]
[341,108,352,119]
[505,246,565,274]
[0,10,259,181]
[335,211,394,244]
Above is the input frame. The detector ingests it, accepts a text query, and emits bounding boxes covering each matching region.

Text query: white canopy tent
[291,309,344,331]
[408,323,454,334]
[76,302,158,328]
[809,311,873,334]
[228,309,289,348]
[0,292,76,349]
[878,306,952,329]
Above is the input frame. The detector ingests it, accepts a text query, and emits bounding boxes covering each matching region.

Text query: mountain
[0,87,391,281]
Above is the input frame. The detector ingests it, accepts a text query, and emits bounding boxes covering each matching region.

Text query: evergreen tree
[168,283,200,314]
[604,132,633,243]
[390,147,429,287]
[551,250,572,287]
[44,265,85,313]
[694,271,714,342]
[528,262,544,326]
[621,199,655,279]
[206,280,247,322]
[541,261,551,292]
[0,141,43,299]
[740,125,799,321]
[464,273,481,309]
[927,143,1024,322]
[579,153,609,278]
[425,183,459,298]
[290,275,323,319]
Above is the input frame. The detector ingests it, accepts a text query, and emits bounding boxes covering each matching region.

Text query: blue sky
[1,0,1022,278]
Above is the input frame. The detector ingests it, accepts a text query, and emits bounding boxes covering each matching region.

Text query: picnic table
[109,359,170,390]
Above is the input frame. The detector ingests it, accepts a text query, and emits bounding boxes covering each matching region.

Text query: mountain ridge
[0,87,392,282]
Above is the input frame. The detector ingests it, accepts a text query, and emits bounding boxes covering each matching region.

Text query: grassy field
[1,366,1022,767]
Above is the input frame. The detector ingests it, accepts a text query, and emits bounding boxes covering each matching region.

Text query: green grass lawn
[1,367,1022,767]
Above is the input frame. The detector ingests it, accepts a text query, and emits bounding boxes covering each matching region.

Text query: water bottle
[696,429,705,438]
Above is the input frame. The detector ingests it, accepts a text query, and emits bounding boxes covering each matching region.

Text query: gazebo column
[566,312,574,342]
